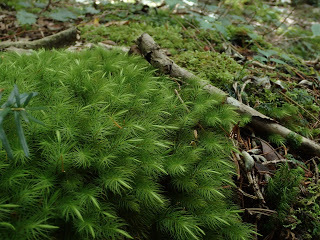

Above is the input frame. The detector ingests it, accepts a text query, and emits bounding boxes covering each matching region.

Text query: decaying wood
[136,33,320,157]
[0,27,77,50]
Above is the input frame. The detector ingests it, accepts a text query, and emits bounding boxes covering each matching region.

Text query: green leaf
[166,0,183,9]
[84,6,100,14]
[27,113,44,126]
[16,10,37,25]
[199,20,213,30]
[311,23,320,36]
[0,89,4,102]
[270,58,286,65]
[115,229,133,239]
[258,49,278,58]
[18,1,32,8]
[22,92,37,107]
[0,108,11,125]
[71,205,83,221]
[20,110,29,123]
[2,90,15,108]
[253,55,268,63]
[14,112,29,157]
[214,22,228,37]
[0,222,15,230]
[36,224,59,230]
[196,16,214,30]
[34,2,47,8]
[248,32,259,40]
[0,126,13,159]
[13,85,21,107]
[0,203,19,209]
[48,8,77,22]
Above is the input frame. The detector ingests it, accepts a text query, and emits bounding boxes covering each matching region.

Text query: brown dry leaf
[254,162,272,175]
[105,20,129,27]
[260,139,282,161]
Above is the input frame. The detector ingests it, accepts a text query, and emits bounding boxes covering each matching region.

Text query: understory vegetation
[1,0,320,239]
[0,48,253,239]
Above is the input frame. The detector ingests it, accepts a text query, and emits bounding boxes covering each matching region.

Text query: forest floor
[1,0,320,239]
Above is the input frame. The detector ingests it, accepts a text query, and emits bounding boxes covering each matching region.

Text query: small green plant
[266,164,303,229]
[286,133,303,149]
[292,181,320,239]
[173,50,247,88]
[0,85,42,159]
[0,48,253,240]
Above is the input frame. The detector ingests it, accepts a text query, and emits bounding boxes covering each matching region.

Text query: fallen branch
[240,208,276,216]
[136,33,320,157]
[0,27,77,50]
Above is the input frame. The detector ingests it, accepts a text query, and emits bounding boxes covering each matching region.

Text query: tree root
[0,27,77,50]
[136,33,320,157]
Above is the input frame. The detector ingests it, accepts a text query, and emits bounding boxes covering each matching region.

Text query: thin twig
[239,79,251,103]
[109,116,122,129]
[312,157,319,184]
[185,21,215,52]
[240,208,276,216]
[173,17,204,50]
[174,89,190,113]
[40,0,52,14]
[262,159,310,173]
[250,61,276,70]
[248,172,265,203]
[263,6,296,36]
[262,159,297,165]
[237,187,258,200]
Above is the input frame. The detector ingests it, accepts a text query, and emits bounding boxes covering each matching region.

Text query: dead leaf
[260,139,282,161]
[255,162,272,175]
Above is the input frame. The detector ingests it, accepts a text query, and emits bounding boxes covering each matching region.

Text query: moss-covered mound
[173,50,246,88]
[0,48,252,240]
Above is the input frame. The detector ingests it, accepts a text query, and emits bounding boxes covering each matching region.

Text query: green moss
[0,48,253,240]
[227,25,270,49]
[173,50,247,88]
[293,182,320,238]
[266,164,304,228]
[286,133,303,148]
[81,22,202,54]
[268,134,286,146]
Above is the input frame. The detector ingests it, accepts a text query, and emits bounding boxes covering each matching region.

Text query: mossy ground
[1,1,319,239]
[78,6,320,237]
[79,5,320,140]
[0,48,253,239]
